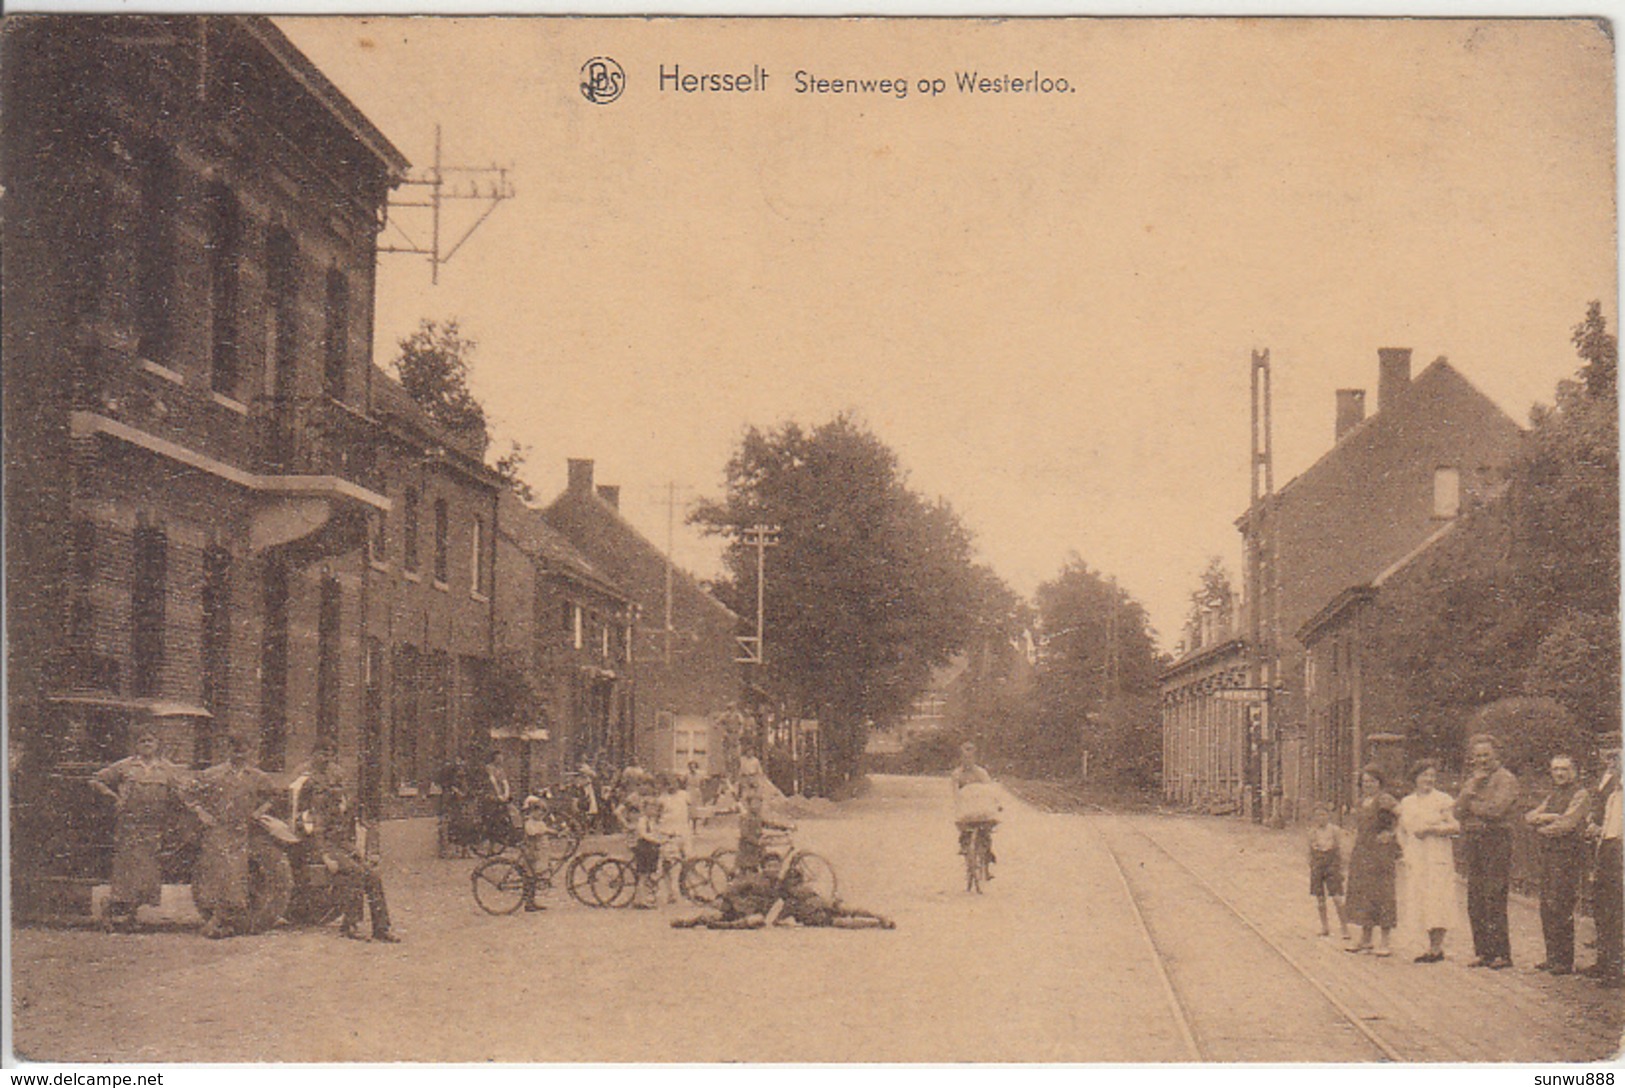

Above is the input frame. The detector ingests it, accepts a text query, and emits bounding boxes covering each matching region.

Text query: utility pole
[734,524,780,669]
[648,481,694,666]
[380,124,516,284]
[1249,349,1277,824]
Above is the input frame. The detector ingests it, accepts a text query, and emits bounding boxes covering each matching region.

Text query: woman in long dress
[1396,758,1461,963]
[1344,765,1401,956]
[89,728,192,931]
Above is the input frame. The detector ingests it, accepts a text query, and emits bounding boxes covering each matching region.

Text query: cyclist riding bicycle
[951,742,1001,873]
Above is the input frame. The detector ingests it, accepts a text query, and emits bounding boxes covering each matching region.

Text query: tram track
[1010,780,1411,1061]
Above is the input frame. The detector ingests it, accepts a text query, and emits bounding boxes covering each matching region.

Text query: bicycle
[960,819,996,894]
[710,830,838,903]
[469,819,581,915]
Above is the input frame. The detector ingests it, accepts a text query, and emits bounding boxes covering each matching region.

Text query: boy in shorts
[1308,802,1348,939]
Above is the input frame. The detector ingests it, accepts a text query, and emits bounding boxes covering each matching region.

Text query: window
[433,498,449,584]
[470,516,486,596]
[322,267,349,402]
[130,524,167,697]
[426,650,452,778]
[369,508,387,565]
[201,548,232,763]
[562,600,574,633]
[260,559,290,771]
[392,644,420,791]
[267,227,299,402]
[316,576,341,745]
[135,141,175,364]
[207,183,241,395]
[403,487,420,573]
[1433,466,1461,519]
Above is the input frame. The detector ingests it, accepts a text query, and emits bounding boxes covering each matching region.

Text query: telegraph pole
[734,524,780,668]
[380,124,516,284]
[1249,349,1277,824]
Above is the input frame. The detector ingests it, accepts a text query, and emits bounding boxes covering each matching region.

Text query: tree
[391,319,488,450]
[1374,302,1620,755]
[493,440,535,502]
[1181,556,1236,654]
[691,415,1003,789]
[1022,558,1164,784]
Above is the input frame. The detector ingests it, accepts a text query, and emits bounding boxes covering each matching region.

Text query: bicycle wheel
[590,857,637,908]
[710,848,738,876]
[790,852,838,902]
[565,852,603,907]
[472,858,529,915]
[680,856,729,904]
[532,825,582,883]
[965,836,983,894]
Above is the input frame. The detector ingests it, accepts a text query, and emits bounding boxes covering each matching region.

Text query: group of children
[614,772,697,909]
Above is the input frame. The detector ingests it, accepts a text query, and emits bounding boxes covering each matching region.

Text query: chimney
[1377,348,1412,413]
[1335,388,1366,441]
[567,458,594,495]
[596,484,620,510]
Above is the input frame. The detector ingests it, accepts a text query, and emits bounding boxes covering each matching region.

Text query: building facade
[1161,349,1524,822]
[495,490,635,794]
[541,459,743,774]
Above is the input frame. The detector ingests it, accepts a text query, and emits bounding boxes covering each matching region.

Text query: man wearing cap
[1455,733,1520,968]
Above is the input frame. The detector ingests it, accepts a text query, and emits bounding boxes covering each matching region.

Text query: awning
[488,728,550,742]
[47,694,213,719]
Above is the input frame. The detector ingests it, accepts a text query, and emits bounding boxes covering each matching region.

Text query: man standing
[191,736,277,939]
[1454,734,1521,969]
[1525,754,1591,974]
[302,740,401,943]
[1586,749,1622,988]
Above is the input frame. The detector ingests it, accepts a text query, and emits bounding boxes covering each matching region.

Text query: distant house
[495,490,635,793]
[1162,349,1523,821]
[541,459,742,775]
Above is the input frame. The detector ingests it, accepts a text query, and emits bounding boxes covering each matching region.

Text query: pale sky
[281,16,1616,648]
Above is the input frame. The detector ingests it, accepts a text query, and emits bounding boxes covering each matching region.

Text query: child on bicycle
[736,791,793,875]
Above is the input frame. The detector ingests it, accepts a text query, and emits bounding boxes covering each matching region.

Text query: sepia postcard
[3,11,1621,1071]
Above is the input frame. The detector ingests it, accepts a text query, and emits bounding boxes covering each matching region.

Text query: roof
[497,490,628,602]
[1295,518,1461,645]
[543,484,740,623]
[246,17,410,180]
[1237,358,1520,532]
[369,366,492,467]
[1159,635,1249,683]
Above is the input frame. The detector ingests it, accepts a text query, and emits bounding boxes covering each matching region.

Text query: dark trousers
[1538,839,1588,968]
[1595,839,1623,975]
[1465,826,1513,962]
[334,855,392,937]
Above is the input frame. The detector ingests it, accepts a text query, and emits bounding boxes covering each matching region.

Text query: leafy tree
[692,415,1002,789]
[1021,558,1164,783]
[1375,302,1620,756]
[494,440,535,502]
[391,319,488,449]
[1181,556,1237,654]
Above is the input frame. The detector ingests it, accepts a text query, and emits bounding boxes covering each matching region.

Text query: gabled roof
[1238,358,1521,532]
[497,490,628,603]
[543,484,740,623]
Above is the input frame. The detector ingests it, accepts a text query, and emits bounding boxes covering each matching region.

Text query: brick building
[0,17,525,903]
[540,459,743,774]
[361,371,502,819]
[494,490,635,793]
[1161,350,1523,821]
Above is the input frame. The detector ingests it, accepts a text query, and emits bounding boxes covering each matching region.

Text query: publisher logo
[580,57,626,104]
